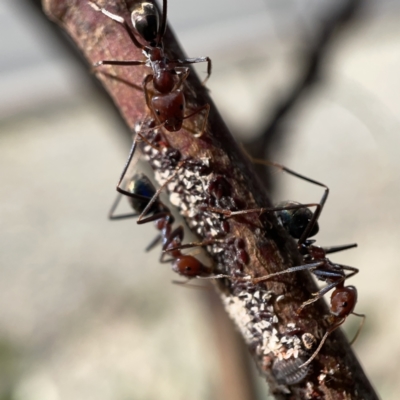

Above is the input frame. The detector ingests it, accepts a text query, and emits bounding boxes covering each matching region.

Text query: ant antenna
[196,274,234,281]
[172,279,211,291]
[159,0,168,42]
[299,311,365,369]
[349,312,366,345]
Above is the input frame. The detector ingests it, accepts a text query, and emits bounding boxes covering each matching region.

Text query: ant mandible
[208,160,365,367]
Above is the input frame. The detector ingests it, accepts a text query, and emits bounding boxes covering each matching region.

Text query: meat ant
[89,0,211,140]
[207,160,365,368]
[109,172,225,281]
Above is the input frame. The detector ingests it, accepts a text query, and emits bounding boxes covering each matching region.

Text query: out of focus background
[1,0,400,398]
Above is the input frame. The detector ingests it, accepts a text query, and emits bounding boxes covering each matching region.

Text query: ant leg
[143,74,155,110]
[113,121,161,224]
[116,120,162,192]
[159,225,192,264]
[135,210,171,226]
[145,234,162,252]
[172,278,191,285]
[330,264,359,280]
[88,1,144,49]
[171,279,213,288]
[172,277,236,288]
[173,67,190,83]
[92,60,146,72]
[180,66,201,100]
[93,60,146,68]
[110,189,171,225]
[161,226,184,253]
[196,274,237,281]
[183,103,210,138]
[159,227,184,263]
[111,172,171,224]
[163,238,224,253]
[170,57,212,85]
[297,279,346,314]
[323,243,357,254]
[252,261,325,285]
[349,312,366,345]
[108,192,140,220]
[203,202,321,219]
[116,132,141,189]
[159,227,218,265]
[134,160,187,223]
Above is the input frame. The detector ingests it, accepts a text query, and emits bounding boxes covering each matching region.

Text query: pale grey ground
[1,0,400,399]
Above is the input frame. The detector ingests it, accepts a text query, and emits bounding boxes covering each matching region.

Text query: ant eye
[185,266,192,271]
[156,110,161,115]
[179,104,183,110]
[342,302,348,307]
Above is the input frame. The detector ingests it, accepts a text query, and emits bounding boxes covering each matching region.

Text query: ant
[109,172,224,281]
[89,0,211,175]
[207,160,365,368]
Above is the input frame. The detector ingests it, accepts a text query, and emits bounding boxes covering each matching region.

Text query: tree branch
[42,0,377,398]
[247,0,362,166]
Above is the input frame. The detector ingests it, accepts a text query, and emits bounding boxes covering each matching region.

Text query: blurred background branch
[245,0,363,186]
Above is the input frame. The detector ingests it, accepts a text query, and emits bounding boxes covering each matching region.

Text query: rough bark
[42,0,378,398]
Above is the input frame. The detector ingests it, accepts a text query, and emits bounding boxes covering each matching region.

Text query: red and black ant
[109,172,225,281]
[89,0,211,184]
[207,160,365,368]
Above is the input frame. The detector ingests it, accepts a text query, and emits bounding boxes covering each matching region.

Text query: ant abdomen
[126,173,159,214]
[131,2,159,45]
[276,201,319,239]
[330,286,357,318]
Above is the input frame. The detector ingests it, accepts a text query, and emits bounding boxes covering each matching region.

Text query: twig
[42,0,377,398]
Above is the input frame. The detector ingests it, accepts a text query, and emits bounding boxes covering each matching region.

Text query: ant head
[127,173,159,214]
[276,201,319,240]
[131,2,160,46]
[330,285,357,318]
[172,256,204,277]
[300,285,360,369]
[152,91,185,132]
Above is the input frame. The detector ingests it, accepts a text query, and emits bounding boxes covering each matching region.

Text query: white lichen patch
[221,289,303,364]
[140,129,310,387]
